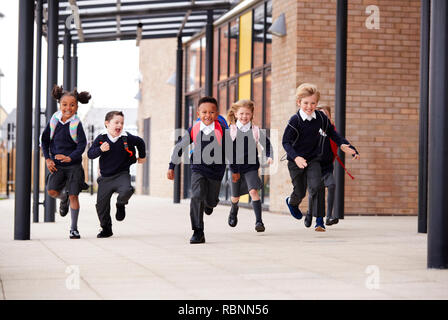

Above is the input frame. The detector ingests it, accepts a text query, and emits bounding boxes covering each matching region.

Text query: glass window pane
[213,29,219,84]
[200,37,206,88]
[265,69,271,128]
[219,26,229,81]
[252,73,263,127]
[253,4,265,68]
[213,84,218,100]
[187,40,201,92]
[228,79,237,109]
[229,19,239,77]
[266,0,272,64]
[218,83,227,114]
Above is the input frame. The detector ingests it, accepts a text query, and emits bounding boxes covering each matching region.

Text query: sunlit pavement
[0,193,447,300]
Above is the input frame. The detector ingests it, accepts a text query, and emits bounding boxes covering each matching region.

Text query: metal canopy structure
[12,0,237,238]
[42,0,235,43]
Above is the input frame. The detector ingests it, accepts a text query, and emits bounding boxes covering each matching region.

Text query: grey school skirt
[230,169,263,197]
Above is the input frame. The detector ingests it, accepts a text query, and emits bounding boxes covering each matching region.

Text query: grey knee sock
[70,208,80,231]
[252,200,262,223]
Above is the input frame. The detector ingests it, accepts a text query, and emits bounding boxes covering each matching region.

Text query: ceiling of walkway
[43,0,237,43]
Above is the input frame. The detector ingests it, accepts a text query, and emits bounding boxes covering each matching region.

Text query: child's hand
[55,154,72,163]
[341,144,360,160]
[266,157,274,166]
[137,157,146,164]
[294,156,307,169]
[100,142,110,152]
[167,169,175,180]
[232,173,240,183]
[46,159,57,173]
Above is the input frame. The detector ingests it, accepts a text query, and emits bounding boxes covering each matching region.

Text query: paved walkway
[0,193,447,300]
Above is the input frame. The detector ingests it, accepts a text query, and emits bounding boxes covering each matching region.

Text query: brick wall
[137,38,177,197]
[270,0,420,215]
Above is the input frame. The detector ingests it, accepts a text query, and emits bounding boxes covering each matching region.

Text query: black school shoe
[190,230,205,244]
[59,192,70,217]
[228,206,238,227]
[304,213,313,228]
[69,229,81,239]
[204,206,213,215]
[255,221,265,232]
[97,228,113,238]
[116,204,126,221]
[326,218,339,226]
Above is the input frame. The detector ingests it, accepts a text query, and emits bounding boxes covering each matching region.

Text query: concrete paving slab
[0,193,447,300]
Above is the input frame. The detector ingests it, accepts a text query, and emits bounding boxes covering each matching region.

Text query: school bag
[190,115,227,145]
[98,133,137,164]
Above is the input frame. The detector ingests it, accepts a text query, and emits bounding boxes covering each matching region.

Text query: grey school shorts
[230,169,263,197]
[46,163,88,196]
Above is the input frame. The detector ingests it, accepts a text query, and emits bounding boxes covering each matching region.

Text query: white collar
[57,112,76,125]
[299,109,316,121]
[200,121,215,135]
[236,120,251,132]
[106,130,127,143]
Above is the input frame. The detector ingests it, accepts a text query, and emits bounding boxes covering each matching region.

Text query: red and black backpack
[98,133,137,164]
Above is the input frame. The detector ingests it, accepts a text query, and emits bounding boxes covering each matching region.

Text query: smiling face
[235,106,253,125]
[59,95,78,122]
[197,102,217,126]
[297,94,318,116]
[105,115,124,138]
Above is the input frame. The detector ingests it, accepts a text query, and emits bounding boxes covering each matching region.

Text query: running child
[226,99,273,232]
[41,85,91,239]
[87,111,146,238]
[282,83,359,232]
[167,96,227,244]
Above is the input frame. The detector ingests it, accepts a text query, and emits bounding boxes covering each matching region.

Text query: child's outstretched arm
[133,135,146,163]
[67,122,87,162]
[167,129,192,180]
[259,128,274,165]
[41,123,57,173]
[87,135,103,159]
[326,121,360,160]
[282,115,307,168]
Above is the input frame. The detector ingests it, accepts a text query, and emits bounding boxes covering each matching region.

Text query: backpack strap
[191,121,201,144]
[191,120,223,145]
[252,125,260,144]
[98,134,107,145]
[49,111,80,143]
[229,124,238,141]
[121,134,134,158]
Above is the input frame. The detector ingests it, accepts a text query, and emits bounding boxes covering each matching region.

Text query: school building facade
[136,0,421,216]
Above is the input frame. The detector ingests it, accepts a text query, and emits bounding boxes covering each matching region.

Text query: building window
[184,0,272,206]
[186,39,201,92]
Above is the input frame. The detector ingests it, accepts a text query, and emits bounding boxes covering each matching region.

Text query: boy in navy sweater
[88,111,146,238]
[41,85,91,239]
[167,96,227,244]
[282,83,359,231]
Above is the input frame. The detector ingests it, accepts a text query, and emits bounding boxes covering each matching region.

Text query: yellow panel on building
[237,11,253,204]
[238,73,251,100]
[239,11,252,74]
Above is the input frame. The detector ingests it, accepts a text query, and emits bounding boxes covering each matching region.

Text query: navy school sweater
[87,132,146,177]
[229,127,273,174]
[41,121,87,166]
[169,124,227,181]
[282,110,349,163]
